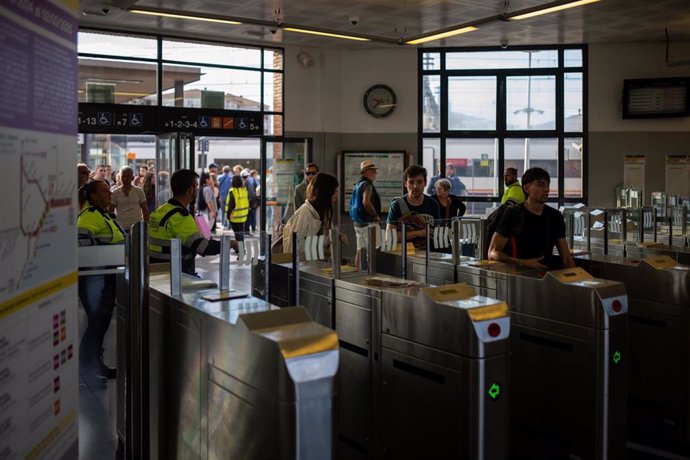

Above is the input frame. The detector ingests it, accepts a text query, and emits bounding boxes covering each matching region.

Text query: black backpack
[484,201,523,258]
[197,185,208,211]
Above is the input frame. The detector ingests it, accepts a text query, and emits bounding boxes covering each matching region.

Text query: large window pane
[162,39,261,67]
[504,138,558,198]
[506,76,556,130]
[422,75,441,133]
[264,49,283,70]
[564,137,583,198]
[161,65,261,110]
[79,57,158,105]
[446,138,498,197]
[564,49,583,67]
[78,31,157,59]
[264,71,282,112]
[422,53,441,70]
[422,138,441,194]
[446,50,558,70]
[564,73,583,132]
[448,77,496,130]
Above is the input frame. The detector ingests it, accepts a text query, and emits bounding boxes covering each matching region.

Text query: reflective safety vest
[501,181,526,205]
[148,201,203,265]
[228,187,249,223]
[78,206,125,245]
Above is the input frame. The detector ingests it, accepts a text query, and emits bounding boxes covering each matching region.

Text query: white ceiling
[79,0,690,49]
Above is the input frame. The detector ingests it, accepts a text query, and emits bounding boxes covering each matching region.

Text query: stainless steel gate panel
[456,262,629,459]
[576,253,690,452]
[147,274,339,460]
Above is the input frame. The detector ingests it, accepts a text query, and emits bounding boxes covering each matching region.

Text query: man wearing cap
[349,160,381,267]
[294,163,319,213]
[208,162,219,175]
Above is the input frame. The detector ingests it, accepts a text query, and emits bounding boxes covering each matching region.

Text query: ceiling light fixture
[283,27,370,42]
[406,26,478,45]
[507,0,602,21]
[130,9,242,25]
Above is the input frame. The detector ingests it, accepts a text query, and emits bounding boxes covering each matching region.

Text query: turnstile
[576,253,690,454]
[456,262,628,459]
[376,249,458,285]
[145,273,338,459]
[334,275,510,459]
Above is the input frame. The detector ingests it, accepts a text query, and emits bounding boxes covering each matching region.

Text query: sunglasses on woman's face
[305,171,317,176]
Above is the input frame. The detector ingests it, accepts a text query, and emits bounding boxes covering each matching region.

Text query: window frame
[418,45,588,206]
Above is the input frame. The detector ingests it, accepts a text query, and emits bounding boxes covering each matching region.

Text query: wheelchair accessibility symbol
[98,112,111,125]
[199,116,210,128]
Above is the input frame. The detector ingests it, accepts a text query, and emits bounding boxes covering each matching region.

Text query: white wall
[589,41,690,132]
[285,45,417,133]
[588,41,690,206]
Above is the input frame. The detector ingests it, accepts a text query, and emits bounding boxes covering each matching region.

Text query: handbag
[195,214,212,239]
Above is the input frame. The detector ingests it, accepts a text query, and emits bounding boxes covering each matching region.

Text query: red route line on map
[20,154,50,238]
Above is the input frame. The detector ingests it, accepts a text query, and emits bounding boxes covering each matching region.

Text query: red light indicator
[488,323,501,337]
[612,299,622,313]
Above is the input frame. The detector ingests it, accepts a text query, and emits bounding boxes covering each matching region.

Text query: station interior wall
[282,41,690,208]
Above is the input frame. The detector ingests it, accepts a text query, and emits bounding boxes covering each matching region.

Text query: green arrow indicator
[612,351,622,364]
[488,383,501,400]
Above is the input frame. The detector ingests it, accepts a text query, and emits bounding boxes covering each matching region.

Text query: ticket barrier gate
[334,275,510,459]
[456,262,628,459]
[117,226,338,459]
[575,253,690,454]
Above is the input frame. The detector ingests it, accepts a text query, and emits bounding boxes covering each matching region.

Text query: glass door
[261,138,311,234]
[155,133,194,207]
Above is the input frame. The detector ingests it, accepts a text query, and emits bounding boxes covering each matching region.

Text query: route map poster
[0,1,79,458]
[341,151,408,214]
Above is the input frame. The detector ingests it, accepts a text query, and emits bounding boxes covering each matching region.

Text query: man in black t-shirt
[488,167,575,270]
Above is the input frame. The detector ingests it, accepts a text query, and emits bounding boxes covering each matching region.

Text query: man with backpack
[349,160,381,267]
[488,167,575,270]
[386,165,441,249]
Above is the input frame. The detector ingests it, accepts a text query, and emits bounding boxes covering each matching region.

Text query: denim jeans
[78,274,116,369]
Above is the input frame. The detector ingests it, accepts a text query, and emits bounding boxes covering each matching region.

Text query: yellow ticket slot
[422,283,476,302]
[549,267,593,283]
[642,255,679,269]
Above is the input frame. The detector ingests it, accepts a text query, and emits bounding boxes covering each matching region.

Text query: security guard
[225,174,249,243]
[77,180,125,383]
[501,167,526,205]
[149,169,221,275]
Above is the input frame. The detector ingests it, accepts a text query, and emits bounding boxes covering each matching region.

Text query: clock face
[363,84,397,118]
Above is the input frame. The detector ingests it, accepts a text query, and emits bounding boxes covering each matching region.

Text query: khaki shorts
[355,223,377,250]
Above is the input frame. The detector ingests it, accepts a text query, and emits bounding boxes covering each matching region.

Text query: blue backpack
[349,180,366,223]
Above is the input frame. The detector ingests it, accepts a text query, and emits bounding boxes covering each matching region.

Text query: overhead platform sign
[0,0,79,458]
[78,103,263,136]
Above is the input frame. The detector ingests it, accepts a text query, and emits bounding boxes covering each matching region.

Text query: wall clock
[363,84,397,118]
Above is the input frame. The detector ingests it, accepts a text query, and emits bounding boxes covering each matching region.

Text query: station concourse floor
[76,230,678,460]
[78,230,256,460]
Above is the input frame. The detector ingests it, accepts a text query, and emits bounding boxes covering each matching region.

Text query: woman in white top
[111,166,149,232]
[282,172,340,254]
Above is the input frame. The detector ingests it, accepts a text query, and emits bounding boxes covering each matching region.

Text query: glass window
[448,76,497,130]
[564,73,583,132]
[264,49,284,70]
[446,50,558,70]
[78,31,157,59]
[161,65,261,110]
[506,76,556,130]
[446,138,498,197]
[264,114,283,136]
[422,138,441,193]
[79,57,158,105]
[564,137,583,198]
[422,53,441,70]
[162,39,261,67]
[504,138,558,198]
[564,49,583,67]
[422,75,441,133]
[264,71,282,112]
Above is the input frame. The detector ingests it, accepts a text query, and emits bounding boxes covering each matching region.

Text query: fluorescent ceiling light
[508,0,602,20]
[130,9,242,25]
[283,27,370,42]
[406,26,478,45]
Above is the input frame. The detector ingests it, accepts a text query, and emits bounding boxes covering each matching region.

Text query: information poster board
[0,1,79,458]
[341,151,407,214]
[623,155,646,190]
[666,155,689,197]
